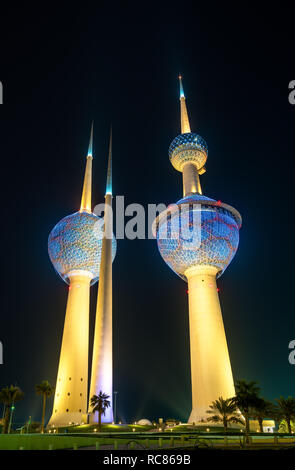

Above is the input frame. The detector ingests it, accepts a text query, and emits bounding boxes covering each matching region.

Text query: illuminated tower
[89,129,116,423]
[153,77,242,423]
[48,124,105,427]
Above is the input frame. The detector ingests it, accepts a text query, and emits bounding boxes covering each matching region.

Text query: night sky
[1,4,294,426]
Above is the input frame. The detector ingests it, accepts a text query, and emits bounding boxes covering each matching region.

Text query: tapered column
[89,194,113,423]
[182,162,202,196]
[48,270,92,427]
[185,265,235,423]
[80,123,93,213]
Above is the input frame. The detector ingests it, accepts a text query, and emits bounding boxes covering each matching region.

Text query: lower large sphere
[48,211,116,285]
[155,195,240,279]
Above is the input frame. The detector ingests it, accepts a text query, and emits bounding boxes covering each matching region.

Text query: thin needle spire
[106,126,112,195]
[80,122,93,213]
[179,75,191,134]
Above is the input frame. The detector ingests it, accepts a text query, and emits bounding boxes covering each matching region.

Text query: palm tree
[233,380,261,441]
[90,391,111,432]
[250,398,275,432]
[0,385,24,434]
[276,397,295,434]
[35,380,54,433]
[206,397,244,432]
[278,419,295,433]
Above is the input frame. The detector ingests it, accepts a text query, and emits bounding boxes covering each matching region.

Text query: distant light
[206,428,210,432]
[217,200,222,205]
[217,288,220,292]
[186,290,189,294]
[132,428,136,432]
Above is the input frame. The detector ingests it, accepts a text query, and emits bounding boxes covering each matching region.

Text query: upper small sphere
[48,211,116,285]
[169,133,208,172]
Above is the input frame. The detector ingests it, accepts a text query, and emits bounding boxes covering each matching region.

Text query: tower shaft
[182,162,202,196]
[89,130,114,423]
[48,270,92,427]
[185,265,235,423]
[89,193,113,423]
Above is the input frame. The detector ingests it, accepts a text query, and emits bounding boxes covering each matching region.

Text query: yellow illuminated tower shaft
[48,125,94,427]
[89,130,114,423]
[179,78,235,423]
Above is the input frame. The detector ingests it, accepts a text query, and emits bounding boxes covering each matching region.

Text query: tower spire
[80,122,93,213]
[106,126,112,195]
[179,75,191,134]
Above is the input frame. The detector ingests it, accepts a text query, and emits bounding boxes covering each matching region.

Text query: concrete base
[48,412,88,428]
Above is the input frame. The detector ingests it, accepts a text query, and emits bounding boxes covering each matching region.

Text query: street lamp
[113,391,118,424]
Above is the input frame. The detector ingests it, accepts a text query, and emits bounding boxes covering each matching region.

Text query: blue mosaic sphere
[169,133,208,172]
[155,194,241,280]
[48,211,117,285]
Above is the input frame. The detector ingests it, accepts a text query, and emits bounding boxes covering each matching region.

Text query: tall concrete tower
[89,130,116,423]
[48,124,105,427]
[153,77,242,423]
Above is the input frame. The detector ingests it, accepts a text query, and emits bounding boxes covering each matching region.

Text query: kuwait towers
[153,77,242,423]
[48,125,116,427]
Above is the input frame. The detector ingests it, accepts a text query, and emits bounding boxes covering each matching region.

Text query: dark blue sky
[0,4,294,425]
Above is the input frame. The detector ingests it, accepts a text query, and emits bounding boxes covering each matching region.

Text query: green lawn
[1,432,294,450]
[0,433,178,450]
[0,434,114,450]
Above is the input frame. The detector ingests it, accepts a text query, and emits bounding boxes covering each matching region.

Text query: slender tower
[153,77,242,423]
[89,130,116,423]
[48,124,104,427]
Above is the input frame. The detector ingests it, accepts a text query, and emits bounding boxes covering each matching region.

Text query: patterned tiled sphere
[155,194,240,280]
[169,133,208,172]
[48,211,117,285]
